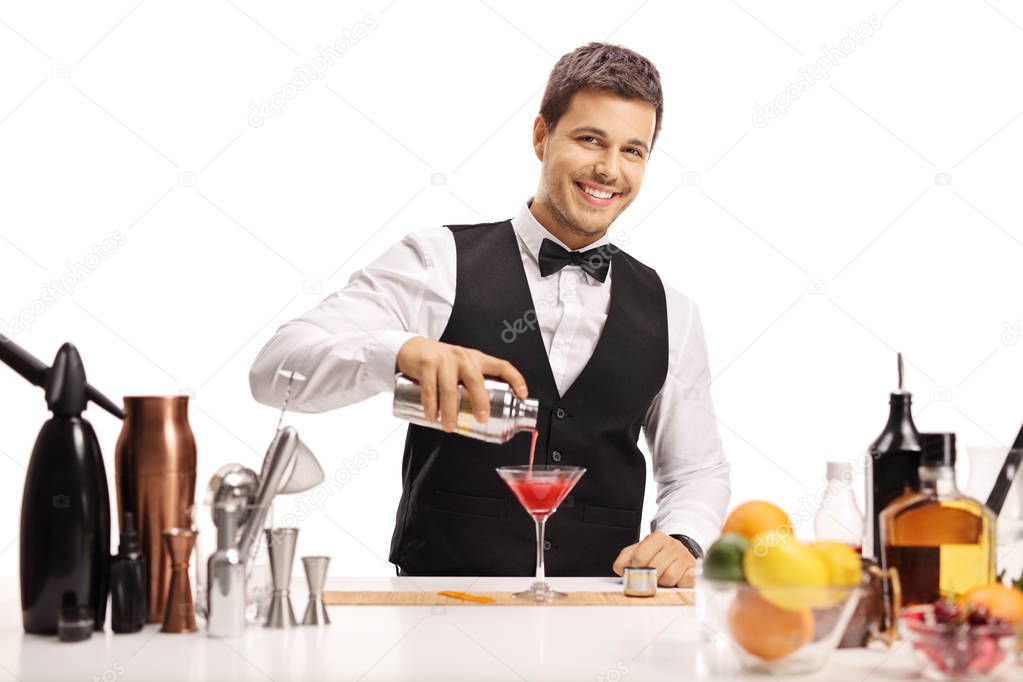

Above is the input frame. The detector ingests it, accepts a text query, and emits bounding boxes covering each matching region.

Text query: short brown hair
[539,42,664,150]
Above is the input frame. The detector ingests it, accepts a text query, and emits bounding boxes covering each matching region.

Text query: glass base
[513,581,566,602]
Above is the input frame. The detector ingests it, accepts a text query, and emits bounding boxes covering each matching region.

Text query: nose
[594,147,620,186]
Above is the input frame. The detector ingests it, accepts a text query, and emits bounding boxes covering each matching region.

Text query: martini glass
[496,465,586,602]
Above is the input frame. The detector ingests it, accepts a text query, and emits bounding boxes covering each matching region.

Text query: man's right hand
[396,337,528,433]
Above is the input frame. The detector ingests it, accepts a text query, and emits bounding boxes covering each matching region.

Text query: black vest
[388,219,669,576]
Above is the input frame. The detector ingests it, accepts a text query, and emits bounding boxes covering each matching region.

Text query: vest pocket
[582,504,639,529]
[424,489,507,518]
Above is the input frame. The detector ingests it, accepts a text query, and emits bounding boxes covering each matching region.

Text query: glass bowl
[698,577,864,675]
[899,605,1017,681]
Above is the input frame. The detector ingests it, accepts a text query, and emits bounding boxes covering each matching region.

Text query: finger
[460,362,491,423]
[678,564,697,589]
[437,360,460,432]
[659,557,687,587]
[612,544,638,576]
[419,363,439,423]
[480,356,528,399]
[629,535,671,568]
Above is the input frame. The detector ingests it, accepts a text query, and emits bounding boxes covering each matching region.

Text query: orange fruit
[726,588,814,660]
[963,583,1023,625]
[722,501,793,541]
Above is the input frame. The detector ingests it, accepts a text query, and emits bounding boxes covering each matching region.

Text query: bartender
[250,42,730,588]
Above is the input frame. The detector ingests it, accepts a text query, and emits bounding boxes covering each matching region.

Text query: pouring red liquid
[528,429,538,471]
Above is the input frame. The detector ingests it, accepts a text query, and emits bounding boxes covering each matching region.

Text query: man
[250,42,730,587]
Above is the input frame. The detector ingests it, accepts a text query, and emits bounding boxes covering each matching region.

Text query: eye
[625,147,643,157]
[579,135,600,145]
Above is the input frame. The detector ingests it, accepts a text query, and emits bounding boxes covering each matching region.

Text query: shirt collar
[511,197,613,285]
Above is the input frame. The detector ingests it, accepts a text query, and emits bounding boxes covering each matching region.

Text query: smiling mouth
[574,181,622,207]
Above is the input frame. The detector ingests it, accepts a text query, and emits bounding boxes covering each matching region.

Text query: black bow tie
[537,238,612,283]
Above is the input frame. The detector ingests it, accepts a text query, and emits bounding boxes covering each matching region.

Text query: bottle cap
[119,511,141,555]
[920,432,956,467]
[826,460,852,482]
[57,602,94,642]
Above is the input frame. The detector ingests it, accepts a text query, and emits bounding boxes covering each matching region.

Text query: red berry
[967,604,991,626]
[933,600,961,624]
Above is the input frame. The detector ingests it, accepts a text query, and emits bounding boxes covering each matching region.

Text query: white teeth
[579,183,614,200]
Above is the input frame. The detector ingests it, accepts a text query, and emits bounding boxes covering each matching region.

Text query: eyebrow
[569,126,650,153]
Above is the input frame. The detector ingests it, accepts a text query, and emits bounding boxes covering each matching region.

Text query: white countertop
[0,575,985,681]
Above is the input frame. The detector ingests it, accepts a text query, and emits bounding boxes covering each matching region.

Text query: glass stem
[535,517,547,583]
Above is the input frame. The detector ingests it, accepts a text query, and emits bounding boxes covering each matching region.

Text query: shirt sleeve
[248,227,456,413]
[643,290,731,553]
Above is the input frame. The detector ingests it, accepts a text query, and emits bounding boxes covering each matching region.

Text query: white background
[1,0,1022,578]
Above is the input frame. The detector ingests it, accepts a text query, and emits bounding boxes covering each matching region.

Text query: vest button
[543,540,551,551]
[555,407,566,419]
[551,450,562,462]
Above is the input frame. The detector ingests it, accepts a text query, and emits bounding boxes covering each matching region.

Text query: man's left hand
[612,531,697,588]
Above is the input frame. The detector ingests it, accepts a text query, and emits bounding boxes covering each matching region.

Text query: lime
[704,533,749,582]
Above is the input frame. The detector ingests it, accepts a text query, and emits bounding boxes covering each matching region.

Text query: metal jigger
[301,556,331,625]
[161,528,197,633]
[265,527,299,628]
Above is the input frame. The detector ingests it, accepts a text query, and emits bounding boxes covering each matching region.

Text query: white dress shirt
[249,198,731,551]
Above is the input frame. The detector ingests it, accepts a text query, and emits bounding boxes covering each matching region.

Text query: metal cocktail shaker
[115,396,197,623]
[392,373,539,443]
[206,500,247,637]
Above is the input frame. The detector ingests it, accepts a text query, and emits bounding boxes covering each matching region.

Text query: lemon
[809,541,861,586]
[807,541,862,607]
[743,531,830,611]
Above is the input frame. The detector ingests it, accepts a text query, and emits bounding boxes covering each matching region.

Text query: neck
[919,465,956,496]
[529,196,606,251]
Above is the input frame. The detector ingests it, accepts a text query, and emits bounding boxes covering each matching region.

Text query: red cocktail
[503,476,576,519]
[496,465,586,601]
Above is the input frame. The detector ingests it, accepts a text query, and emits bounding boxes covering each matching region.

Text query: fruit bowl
[697,577,864,675]
[899,603,1017,681]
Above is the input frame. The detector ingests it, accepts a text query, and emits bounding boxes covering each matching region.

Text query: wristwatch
[669,534,703,559]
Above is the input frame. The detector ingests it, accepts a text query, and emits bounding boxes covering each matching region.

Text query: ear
[532,115,547,161]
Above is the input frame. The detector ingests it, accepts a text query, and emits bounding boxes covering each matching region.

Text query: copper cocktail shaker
[115,396,197,623]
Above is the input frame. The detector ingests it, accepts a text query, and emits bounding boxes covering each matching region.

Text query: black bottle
[110,511,147,633]
[864,352,923,561]
[1,338,123,634]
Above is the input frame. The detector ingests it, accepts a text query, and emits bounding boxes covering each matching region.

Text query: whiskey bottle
[880,433,996,607]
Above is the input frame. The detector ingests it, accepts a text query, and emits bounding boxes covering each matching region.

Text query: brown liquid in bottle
[880,434,994,606]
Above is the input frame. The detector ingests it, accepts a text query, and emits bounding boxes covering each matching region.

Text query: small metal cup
[623,566,657,597]
[301,556,331,626]
[161,528,197,632]
[265,527,299,628]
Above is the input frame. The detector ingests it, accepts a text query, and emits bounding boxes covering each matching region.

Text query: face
[532,87,655,244]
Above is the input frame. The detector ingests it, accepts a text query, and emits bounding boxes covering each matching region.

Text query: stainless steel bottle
[206,500,247,638]
[392,373,539,443]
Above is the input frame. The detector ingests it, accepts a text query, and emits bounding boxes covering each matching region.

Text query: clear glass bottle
[815,461,864,552]
[880,433,996,607]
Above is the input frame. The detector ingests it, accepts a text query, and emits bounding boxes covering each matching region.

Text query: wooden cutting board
[323,590,695,606]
